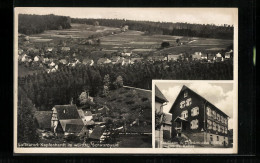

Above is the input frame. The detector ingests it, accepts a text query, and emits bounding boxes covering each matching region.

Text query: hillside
[94,87,152,125]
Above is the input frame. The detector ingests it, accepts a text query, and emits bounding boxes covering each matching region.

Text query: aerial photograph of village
[15,8,235,149]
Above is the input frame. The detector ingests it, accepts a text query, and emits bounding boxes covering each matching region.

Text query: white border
[14,7,238,154]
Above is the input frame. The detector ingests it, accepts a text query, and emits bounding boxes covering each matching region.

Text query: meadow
[29,23,233,56]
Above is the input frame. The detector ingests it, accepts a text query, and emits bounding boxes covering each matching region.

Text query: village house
[153,56,166,62]
[155,85,169,148]
[169,85,229,146]
[82,59,94,66]
[49,61,56,67]
[51,105,86,136]
[215,53,224,62]
[21,54,30,62]
[121,49,132,57]
[42,58,50,64]
[192,52,202,60]
[61,47,70,51]
[45,47,53,52]
[18,49,23,55]
[89,125,106,142]
[121,25,129,32]
[78,109,95,126]
[168,54,181,61]
[97,58,112,65]
[201,53,208,60]
[225,50,233,59]
[59,59,68,65]
[34,56,40,62]
[110,56,121,64]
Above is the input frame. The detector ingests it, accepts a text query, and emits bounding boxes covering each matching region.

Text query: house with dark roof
[155,85,168,148]
[34,111,52,130]
[51,105,85,136]
[89,126,106,141]
[169,85,229,146]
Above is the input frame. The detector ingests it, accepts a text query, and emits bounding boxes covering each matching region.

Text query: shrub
[125,100,135,105]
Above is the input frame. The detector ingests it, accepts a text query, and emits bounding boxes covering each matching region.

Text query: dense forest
[18,14,71,35]
[18,60,233,111]
[72,18,233,39]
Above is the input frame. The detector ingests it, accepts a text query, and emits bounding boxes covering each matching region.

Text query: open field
[28,23,233,56]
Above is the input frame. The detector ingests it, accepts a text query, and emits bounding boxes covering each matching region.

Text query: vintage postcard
[14,7,238,154]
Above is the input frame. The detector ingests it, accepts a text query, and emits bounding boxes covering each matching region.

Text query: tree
[113,76,123,89]
[103,74,110,88]
[155,110,166,130]
[78,91,93,106]
[18,87,39,143]
[161,42,170,48]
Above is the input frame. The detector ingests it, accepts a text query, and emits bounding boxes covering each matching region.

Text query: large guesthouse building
[169,85,229,146]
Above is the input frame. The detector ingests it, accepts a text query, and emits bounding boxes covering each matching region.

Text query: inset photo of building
[154,81,236,149]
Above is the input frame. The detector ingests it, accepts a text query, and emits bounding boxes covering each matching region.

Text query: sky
[156,82,234,129]
[16,8,237,25]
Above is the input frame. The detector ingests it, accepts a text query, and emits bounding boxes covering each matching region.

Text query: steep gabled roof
[59,119,84,132]
[65,124,84,133]
[34,111,52,129]
[54,105,80,120]
[155,85,168,103]
[169,85,229,118]
[89,126,106,140]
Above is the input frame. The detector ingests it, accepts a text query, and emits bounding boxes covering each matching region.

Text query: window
[212,110,216,119]
[207,120,212,129]
[218,124,221,132]
[184,91,188,98]
[206,107,211,117]
[224,127,228,134]
[190,119,199,129]
[224,118,228,125]
[213,122,216,131]
[221,116,224,123]
[217,114,220,121]
[217,136,219,141]
[191,107,199,116]
[180,101,186,109]
[181,110,188,119]
[210,135,213,141]
[186,98,192,106]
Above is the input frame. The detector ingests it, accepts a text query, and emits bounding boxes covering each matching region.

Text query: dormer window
[184,91,188,98]
[180,101,186,109]
[186,98,192,106]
